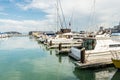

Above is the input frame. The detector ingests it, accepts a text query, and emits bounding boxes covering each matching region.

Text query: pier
[48,42,82,49]
[74,59,113,68]
[30,30,120,69]
[72,49,120,68]
[54,42,82,54]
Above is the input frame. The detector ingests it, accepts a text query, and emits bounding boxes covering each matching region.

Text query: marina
[0,36,119,80]
[1,0,120,79]
[29,28,120,69]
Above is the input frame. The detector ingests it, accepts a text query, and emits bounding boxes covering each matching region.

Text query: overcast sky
[0,0,120,33]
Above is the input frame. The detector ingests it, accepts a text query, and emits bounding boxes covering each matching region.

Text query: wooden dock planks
[74,60,113,68]
[74,51,117,68]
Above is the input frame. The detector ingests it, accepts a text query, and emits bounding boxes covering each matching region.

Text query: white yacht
[69,34,120,63]
[46,32,83,46]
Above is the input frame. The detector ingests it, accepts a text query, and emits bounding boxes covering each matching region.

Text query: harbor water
[0,36,119,80]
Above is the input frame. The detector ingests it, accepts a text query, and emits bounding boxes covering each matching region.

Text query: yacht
[46,32,83,46]
[69,33,120,64]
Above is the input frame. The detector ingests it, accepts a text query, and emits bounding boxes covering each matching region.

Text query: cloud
[0,19,56,33]
[16,0,120,31]
[1,0,120,32]
[16,0,53,11]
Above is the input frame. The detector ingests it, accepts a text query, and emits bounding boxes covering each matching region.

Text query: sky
[0,0,120,33]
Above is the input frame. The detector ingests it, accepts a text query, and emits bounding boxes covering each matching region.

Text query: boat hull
[112,59,120,69]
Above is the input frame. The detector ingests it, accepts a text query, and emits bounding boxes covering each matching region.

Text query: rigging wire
[68,9,74,29]
[92,0,96,32]
[87,0,96,32]
[56,4,64,29]
[58,0,67,29]
[56,0,63,29]
[56,0,59,31]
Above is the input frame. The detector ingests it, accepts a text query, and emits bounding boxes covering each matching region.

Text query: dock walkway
[74,59,112,68]
[71,49,120,68]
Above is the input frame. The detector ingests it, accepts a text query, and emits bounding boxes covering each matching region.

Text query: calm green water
[0,36,119,80]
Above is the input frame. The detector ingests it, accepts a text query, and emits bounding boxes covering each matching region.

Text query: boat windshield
[82,39,96,50]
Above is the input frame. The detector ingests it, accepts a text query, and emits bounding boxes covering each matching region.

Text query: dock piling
[50,40,52,46]
[59,43,62,50]
[81,48,85,63]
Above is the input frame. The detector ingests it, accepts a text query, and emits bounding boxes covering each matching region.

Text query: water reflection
[50,50,53,55]
[0,37,39,50]
[56,53,69,63]
[33,36,120,80]
[111,69,120,80]
[0,36,117,80]
[73,67,116,80]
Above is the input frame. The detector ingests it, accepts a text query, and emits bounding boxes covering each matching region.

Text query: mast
[68,10,74,29]
[56,0,59,31]
[58,0,67,29]
[56,0,63,29]
[55,0,71,33]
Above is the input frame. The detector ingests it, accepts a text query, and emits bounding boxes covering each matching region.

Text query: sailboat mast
[56,0,63,29]
[58,0,67,29]
[56,0,59,31]
[55,0,71,33]
[68,10,74,29]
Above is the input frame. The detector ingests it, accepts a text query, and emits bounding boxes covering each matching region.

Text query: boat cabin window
[109,44,120,47]
[82,39,96,50]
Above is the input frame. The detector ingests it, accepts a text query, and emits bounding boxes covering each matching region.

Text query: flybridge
[60,29,71,33]
[56,28,71,34]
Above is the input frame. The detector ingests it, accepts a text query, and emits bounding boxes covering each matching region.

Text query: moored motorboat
[69,33,120,68]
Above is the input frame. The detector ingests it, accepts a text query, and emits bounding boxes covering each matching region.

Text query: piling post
[81,48,86,63]
[45,39,47,43]
[59,43,62,51]
[50,40,52,46]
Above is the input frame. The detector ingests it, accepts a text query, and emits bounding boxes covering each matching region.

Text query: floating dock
[56,48,70,54]
[47,41,82,48]
[70,48,120,68]
[48,43,81,49]
[74,59,113,68]
[55,43,82,54]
